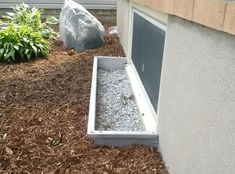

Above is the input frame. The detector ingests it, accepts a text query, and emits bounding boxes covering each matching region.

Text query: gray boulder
[60,0,105,52]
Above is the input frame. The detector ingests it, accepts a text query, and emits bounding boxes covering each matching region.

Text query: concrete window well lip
[87,56,158,147]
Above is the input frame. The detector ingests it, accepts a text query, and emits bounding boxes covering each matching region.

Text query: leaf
[3,43,9,49]
[5,147,13,155]
[13,45,19,50]
[45,16,58,25]
[0,49,4,55]
[19,49,24,58]
[32,45,37,54]
[9,49,15,60]
[50,138,62,146]
[24,49,31,60]
[4,50,11,59]
[22,37,28,43]
[6,12,15,17]
[17,42,24,47]
[24,49,29,55]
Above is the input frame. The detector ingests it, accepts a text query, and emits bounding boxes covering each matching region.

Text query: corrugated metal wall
[0,0,117,9]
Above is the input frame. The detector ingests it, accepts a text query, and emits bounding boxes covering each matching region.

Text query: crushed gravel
[96,69,145,131]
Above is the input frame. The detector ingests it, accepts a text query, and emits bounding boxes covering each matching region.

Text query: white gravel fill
[96,69,145,131]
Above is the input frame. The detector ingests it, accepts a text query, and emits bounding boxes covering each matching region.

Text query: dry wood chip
[5,147,13,156]
[0,22,166,174]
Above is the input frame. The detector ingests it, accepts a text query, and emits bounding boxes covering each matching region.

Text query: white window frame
[125,5,167,131]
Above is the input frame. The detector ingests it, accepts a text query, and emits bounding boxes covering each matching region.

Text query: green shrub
[0,23,48,63]
[4,3,58,39]
[0,3,58,63]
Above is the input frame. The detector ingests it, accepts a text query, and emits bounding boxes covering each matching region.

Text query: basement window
[131,10,166,113]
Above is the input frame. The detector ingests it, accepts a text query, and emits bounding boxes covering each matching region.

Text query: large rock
[60,0,105,52]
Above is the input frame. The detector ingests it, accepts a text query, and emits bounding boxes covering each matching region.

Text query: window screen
[131,12,165,113]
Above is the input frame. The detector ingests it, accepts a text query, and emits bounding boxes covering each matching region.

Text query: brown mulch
[0,29,167,173]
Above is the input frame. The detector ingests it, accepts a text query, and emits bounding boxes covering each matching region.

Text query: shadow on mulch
[0,32,167,173]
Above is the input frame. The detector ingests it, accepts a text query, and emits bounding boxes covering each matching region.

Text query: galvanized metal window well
[87,9,167,147]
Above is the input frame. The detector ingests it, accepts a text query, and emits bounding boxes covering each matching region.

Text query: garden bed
[0,24,166,173]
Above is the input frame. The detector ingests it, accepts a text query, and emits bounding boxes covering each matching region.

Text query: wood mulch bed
[0,25,167,173]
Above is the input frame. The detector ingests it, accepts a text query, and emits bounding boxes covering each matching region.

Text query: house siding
[131,0,235,35]
[0,0,117,9]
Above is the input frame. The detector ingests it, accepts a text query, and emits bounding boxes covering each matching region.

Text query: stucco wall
[117,0,130,55]
[158,15,235,174]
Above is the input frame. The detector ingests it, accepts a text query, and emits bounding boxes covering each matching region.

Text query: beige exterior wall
[158,15,235,174]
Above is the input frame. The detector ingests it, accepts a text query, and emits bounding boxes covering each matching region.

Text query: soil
[0,24,167,173]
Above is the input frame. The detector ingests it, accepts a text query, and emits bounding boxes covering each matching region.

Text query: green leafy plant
[0,3,58,63]
[0,22,49,63]
[4,3,58,39]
